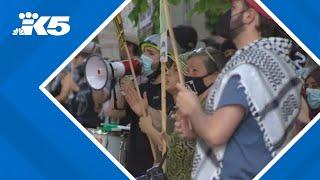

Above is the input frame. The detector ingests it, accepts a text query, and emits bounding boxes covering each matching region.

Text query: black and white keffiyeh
[192,37,302,180]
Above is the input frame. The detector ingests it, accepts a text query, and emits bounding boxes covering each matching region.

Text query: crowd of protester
[47,0,320,179]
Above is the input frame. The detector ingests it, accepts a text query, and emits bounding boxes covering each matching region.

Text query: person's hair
[127,41,140,57]
[201,37,223,51]
[256,16,276,37]
[171,25,198,53]
[188,47,228,74]
[216,9,232,39]
[77,51,90,59]
[271,24,292,40]
[242,1,276,37]
[308,68,320,83]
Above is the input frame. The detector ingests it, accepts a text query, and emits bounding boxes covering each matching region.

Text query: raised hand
[175,83,201,118]
[174,110,196,139]
[55,73,79,103]
[139,115,153,134]
[160,132,169,149]
[122,79,148,117]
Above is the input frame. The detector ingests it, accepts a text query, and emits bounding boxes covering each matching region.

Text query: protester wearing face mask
[185,48,227,96]
[305,68,320,118]
[290,60,318,136]
[121,34,175,177]
[139,34,168,78]
[174,0,305,179]
[137,47,227,179]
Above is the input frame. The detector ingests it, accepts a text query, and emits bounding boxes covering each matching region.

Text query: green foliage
[200,0,230,33]
[128,0,230,34]
[128,0,149,26]
[152,0,160,33]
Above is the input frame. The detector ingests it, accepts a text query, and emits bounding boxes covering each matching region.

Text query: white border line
[39,0,320,179]
[255,113,320,179]
[254,0,320,179]
[255,0,320,66]
[39,0,135,179]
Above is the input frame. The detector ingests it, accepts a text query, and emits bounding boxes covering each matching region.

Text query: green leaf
[168,0,182,5]
[128,0,230,34]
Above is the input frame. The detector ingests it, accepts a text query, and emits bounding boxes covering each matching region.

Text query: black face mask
[221,39,236,52]
[227,9,247,40]
[185,75,212,95]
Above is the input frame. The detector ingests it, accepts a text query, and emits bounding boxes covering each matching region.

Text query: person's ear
[243,8,257,25]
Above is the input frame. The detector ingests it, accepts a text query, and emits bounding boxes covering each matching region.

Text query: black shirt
[125,81,174,177]
[69,82,102,128]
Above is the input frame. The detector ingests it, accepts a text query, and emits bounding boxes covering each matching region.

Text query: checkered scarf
[192,37,302,180]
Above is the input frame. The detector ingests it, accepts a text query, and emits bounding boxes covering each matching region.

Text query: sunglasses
[190,47,218,64]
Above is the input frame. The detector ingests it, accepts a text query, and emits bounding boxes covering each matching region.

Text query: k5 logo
[13,12,70,36]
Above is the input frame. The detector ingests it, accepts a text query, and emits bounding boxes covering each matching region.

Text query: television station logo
[13,12,70,36]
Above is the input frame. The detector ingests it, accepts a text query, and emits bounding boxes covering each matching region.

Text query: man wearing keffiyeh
[174,0,309,179]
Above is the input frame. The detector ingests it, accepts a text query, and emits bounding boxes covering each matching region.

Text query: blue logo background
[0,0,127,179]
[261,1,320,179]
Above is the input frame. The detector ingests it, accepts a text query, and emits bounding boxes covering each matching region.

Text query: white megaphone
[85,55,142,90]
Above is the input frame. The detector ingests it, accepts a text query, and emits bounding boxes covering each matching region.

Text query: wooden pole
[162,0,193,130]
[113,15,158,163]
[160,0,169,170]
[162,0,184,85]
[160,61,167,170]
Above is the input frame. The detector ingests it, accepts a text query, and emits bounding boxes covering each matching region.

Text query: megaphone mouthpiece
[122,59,142,76]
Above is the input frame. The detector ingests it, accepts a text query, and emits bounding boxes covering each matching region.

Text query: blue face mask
[140,54,154,76]
[306,88,320,109]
